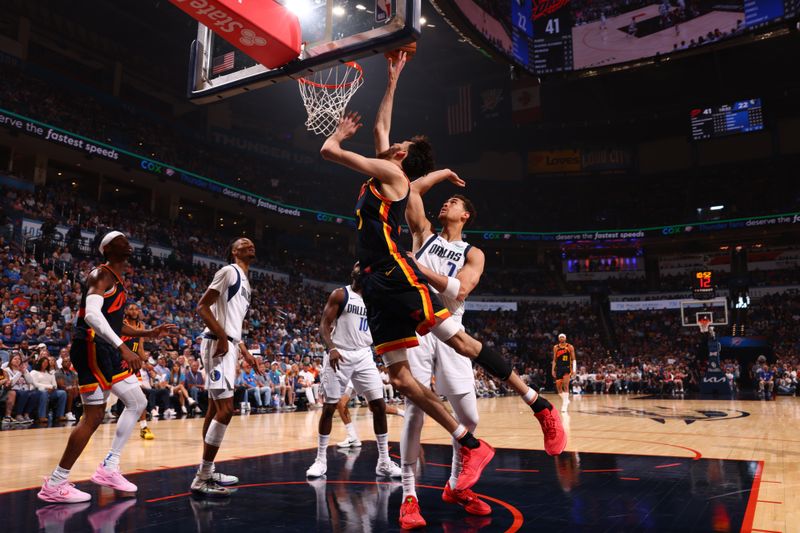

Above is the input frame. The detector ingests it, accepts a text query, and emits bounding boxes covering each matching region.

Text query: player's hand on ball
[335,111,363,139]
[387,51,407,82]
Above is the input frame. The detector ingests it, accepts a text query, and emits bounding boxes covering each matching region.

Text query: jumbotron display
[690,98,764,140]
[450,0,797,74]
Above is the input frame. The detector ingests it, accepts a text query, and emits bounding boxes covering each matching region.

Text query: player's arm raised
[319,288,346,372]
[321,112,407,190]
[83,269,142,372]
[374,52,407,155]
[407,169,466,251]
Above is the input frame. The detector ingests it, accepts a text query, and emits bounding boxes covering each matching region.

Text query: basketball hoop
[297,62,364,137]
[698,317,711,333]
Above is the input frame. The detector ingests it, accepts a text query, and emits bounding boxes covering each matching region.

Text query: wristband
[443,276,461,299]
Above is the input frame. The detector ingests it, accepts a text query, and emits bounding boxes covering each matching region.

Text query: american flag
[211,51,235,75]
[447,85,472,135]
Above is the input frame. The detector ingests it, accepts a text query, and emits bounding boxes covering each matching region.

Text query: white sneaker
[561,399,570,413]
[306,460,327,478]
[181,405,187,415]
[375,460,402,478]
[151,408,159,418]
[65,412,76,421]
[211,472,239,486]
[337,437,362,448]
[190,476,231,498]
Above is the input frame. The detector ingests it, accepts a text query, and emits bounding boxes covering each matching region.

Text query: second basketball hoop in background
[297,62,364,137]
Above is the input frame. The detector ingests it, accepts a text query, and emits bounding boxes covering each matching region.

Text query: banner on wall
[528,148,632,175]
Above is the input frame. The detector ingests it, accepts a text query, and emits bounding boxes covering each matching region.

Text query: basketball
[384,42,416,62]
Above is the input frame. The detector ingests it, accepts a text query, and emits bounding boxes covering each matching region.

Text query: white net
[297,62,364,137]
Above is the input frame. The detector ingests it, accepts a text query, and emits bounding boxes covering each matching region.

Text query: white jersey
[331,285,372,350]
[202,264,251,342]
[415,233,471,320]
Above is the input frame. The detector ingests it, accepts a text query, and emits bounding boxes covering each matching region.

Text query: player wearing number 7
[306,262,402,480]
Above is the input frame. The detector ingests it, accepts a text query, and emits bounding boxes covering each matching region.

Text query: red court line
[619,477,640,481]
[760,480,782,484]
[655,463,682,469]
[756,500,782,504]
[582,469,623,473]
[578,435,702,460]
[495,468,540,473]
[751,529,782,533]
[741,460,764,533]
[147,481,525,533]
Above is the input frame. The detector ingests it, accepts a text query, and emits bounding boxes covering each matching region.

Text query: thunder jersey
[202,264,251,342]
[415,234,471,320]
[74,264,126,344]
[354,177,410,268]
[332,285,373,351]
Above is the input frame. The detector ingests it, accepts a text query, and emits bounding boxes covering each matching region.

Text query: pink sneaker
[37,477,92,503]
[90,464,138,493]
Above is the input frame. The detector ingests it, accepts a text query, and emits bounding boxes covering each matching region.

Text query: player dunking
[552,334,576,412]
[306,262,401,479]
[38,232,175,503]
[190,238,260,497]
[321,51,565,527]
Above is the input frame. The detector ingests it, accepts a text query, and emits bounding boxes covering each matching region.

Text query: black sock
[457,431,480,449]
[530,396,552,414]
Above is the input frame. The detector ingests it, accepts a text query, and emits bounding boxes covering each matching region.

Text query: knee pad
[205,419,228,448]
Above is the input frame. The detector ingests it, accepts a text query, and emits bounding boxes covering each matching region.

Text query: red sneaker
[442,483,491,516]
[399,495,427,529]
[535,405,567,455]
[455,440,495,492]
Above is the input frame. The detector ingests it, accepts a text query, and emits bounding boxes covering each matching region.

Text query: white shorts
[201,337,238,400]
[407,329,474,397]
[321,347,383,403]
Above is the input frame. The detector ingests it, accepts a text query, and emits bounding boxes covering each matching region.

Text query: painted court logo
[579,406,750,425]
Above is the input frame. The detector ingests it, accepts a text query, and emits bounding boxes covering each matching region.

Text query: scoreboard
[693,270,716,300]
[690,98,764,140]
[512,0,573,74]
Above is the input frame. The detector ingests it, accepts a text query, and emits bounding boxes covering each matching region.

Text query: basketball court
[1,2,797,533]
[3,394,797,531]
[572,4,743,69]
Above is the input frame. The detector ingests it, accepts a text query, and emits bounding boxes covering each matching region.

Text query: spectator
[54,355,79,421]
[30,356,67,423]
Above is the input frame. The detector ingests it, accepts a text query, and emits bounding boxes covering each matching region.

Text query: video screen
[690,98,764,140]
[453,0,795,74]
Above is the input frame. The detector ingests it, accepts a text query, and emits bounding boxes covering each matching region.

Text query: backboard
[188,0,420,103]
[680,297,728,328]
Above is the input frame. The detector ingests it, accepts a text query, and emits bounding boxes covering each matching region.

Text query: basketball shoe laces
[402,495,421,515]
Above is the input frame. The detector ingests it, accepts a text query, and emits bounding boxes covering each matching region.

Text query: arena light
[332,5,346,16]
[285,0,312,18]
[420,17,427,25]
[355,4,366,10]
[709,205,724,211]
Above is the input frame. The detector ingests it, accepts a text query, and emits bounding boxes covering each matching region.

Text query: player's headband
[99,231,125,255]
[558,334,566,339]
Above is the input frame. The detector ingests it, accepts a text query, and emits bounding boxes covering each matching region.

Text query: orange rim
[298,62,363,89]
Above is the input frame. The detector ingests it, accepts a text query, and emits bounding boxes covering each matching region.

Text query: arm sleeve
[84,294,124,348]
[208,266,232,294]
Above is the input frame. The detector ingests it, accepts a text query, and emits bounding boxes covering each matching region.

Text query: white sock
[140,420,148,429]
[375,433,389,462]
[344,422,358,441]
[198,459,214,479]
[401,463,416,499]
[396,408,405,417]
[48,466,70,486]
[102,450,121,472]
[522,388,538,405]
[317,434,330,463]
[450,424,468,440]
